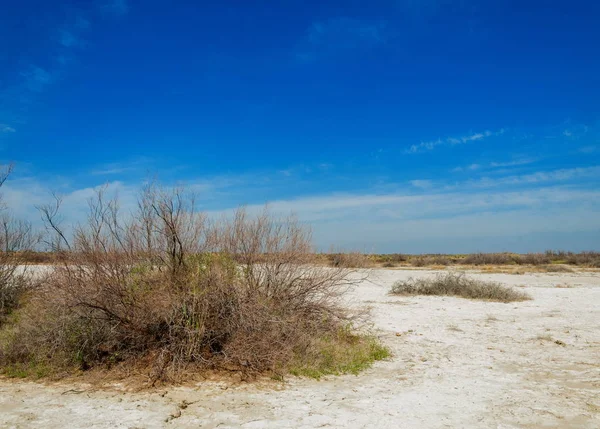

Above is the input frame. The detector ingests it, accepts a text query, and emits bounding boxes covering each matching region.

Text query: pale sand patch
[1,269,599,428]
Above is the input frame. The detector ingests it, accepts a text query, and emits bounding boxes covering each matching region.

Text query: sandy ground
[1,268,599,429]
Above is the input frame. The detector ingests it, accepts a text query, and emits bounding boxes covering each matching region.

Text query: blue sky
[1,0,599,253]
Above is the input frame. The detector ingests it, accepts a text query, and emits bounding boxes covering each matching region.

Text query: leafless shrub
[409,257,428,267]
[462,253,517,265]
[328,251,373,268]
[1,184,376,381]
[516,253,551,265]
[390,272,531,302]
[372,254,406,265]
[566,251,600,267]
[0,164,38,324]
[410,255,452,267]
[0,217,37,324]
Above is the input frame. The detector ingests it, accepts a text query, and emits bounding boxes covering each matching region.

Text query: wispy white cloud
[60,30,87,48]
[90,158,154,176]
[451,163,481,172]
[101,0,129,17]
[467,166,600,188]
[409,179,433,189]
[297,17,387,62]
[4,164,600,253]
[453,157,536,172]
[20,66,54,92]
[489,158,535,168]
[205,185,600,252]
[75,15,91,30]
[1,5,127,130]
[578,145,598,154]
[91,166,136,176]
[561,124,589,139]
[0,124,16,133]
[274,162,334,178]
[58,12,91,49]
[407,129,504,154]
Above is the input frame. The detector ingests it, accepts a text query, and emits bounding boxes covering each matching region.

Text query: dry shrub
[372,254,406,265]
[14,251,55,264]
[461,252,517,265]
[328,252,373,268]
[460,251,599,267]
[390,272,531,302]
[566,251,600,267]
[410,255,452,267]
[516,253,551,265]
[386,253,407,263]
[1,185,383,382]
[0,266,29,326]
[0,164,39,325]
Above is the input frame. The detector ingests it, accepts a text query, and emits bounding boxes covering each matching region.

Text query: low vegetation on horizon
[319,250,600,269]
[14,250,600,269]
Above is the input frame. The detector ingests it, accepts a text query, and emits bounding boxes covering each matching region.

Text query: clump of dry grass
[390,272,531,303]
[543,264,574,273]
[555,283,574,288]
[0,184,387,382]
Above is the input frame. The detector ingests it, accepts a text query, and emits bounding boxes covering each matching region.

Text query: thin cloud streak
[407,129,504,154]
[1,124,16,133]
[453,158,536,172]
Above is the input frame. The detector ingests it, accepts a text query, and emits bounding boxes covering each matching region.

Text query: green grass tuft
[288,330,390,380]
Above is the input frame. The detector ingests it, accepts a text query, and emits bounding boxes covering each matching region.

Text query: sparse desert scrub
[462,252,517,265]
[372,253,407,265]
[515,253,551,265]
[566,251,600,267]
[410,255,453,267]
[328,251,373,268]
[0,164,39,325]
[0,219,36,325]
[390,272,531,302]
[0,185,386,382]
